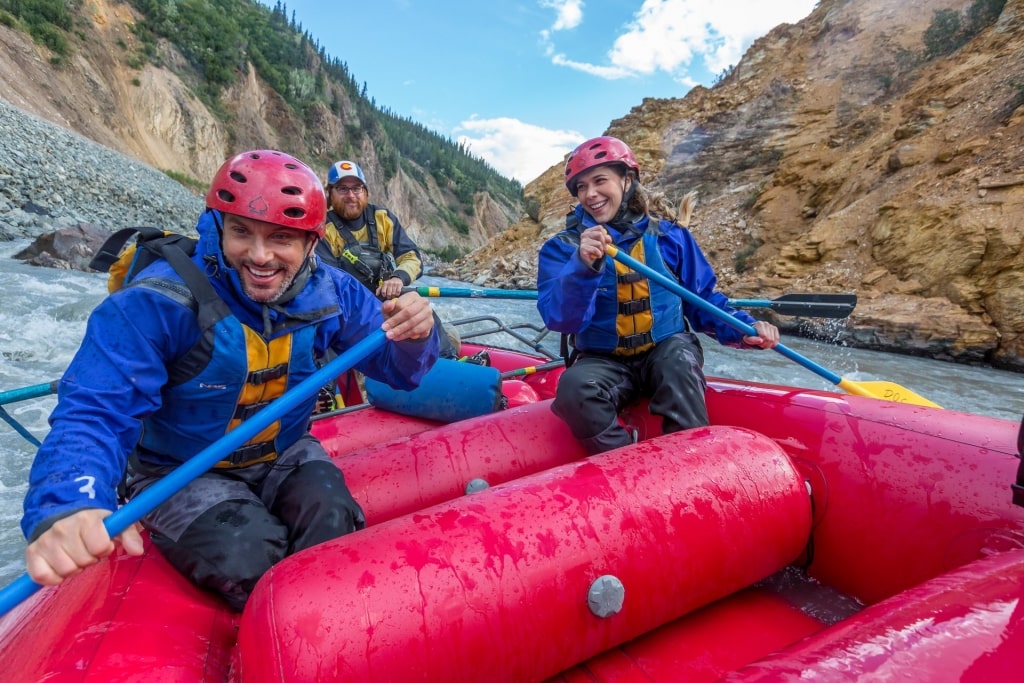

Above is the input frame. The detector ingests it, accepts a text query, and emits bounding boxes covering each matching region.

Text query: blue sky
[258,1,818,183]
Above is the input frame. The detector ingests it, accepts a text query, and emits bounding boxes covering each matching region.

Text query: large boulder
[13,223,110,271]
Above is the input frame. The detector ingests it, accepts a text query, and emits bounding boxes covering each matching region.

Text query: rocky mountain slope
[442,0,1024,370]
[0,0,516,253]
[2,0,1021,369]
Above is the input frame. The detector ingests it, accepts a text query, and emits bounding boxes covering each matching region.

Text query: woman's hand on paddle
[381,291,435,341]
[578,226,612,267]
[25,509,144,585]
[743,320,781,349]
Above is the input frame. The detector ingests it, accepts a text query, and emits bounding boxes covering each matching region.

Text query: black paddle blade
[771,293,857,319]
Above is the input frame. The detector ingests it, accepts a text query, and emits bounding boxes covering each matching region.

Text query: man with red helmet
[537,136,779,454]
[21,150,439,610]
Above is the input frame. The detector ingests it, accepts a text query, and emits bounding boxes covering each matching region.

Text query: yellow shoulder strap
[322,221,346,257]
[374,209,394,252]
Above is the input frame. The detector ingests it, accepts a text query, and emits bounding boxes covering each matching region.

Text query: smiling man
[220,212,314,303]
[21,150,440,611]
[319,159,422,301]
[317,159,459,359]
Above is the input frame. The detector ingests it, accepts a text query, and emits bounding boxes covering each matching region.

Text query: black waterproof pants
[552,332,708,454]
[128,435,365,611]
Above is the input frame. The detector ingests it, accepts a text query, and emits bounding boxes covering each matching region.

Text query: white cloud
[550,53,632,79]
[608,1,703,74]
[540,0,585,31]
[543,0,818,81]
[456,117,585,183]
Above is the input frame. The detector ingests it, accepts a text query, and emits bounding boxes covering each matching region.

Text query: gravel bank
[0,98,203,242]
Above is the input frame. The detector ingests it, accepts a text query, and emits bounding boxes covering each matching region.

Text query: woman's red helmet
[564,136,640,196]
[206,150,327,237]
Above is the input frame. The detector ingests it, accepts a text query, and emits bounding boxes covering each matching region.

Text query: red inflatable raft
[1,335,1022,682]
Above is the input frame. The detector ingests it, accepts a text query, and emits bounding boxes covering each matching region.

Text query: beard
[332,196,367,221]
[235,258,299,304]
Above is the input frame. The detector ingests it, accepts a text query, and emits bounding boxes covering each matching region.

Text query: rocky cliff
[0,0,515,253]
[442,0,1024,370]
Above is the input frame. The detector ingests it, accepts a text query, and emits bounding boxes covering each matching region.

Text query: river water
[2,239,1023,587]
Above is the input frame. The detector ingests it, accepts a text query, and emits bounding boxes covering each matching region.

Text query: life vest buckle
[617,271,645,285]
[618,299,652,315]
[617,332,653,349]
[248,364,287,385]
[216,441,278,468]
[233,401,270,421]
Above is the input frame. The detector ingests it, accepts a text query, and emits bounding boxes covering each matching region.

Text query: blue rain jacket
[537,205,757,349]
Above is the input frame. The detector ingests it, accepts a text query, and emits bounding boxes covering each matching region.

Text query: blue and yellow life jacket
[107,238,318,469]
[564,220,686,357]
[139,319,317,469]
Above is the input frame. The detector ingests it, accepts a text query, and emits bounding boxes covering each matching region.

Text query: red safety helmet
[206,150,327,238]
[564,136,640,196]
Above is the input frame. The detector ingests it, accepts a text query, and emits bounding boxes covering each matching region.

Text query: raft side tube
[722,548,1024,682]
[551,586,827,682]
[704,381,1024,605]
[309,403,441,456]
[0,542,235,682]
[335,399,589,525]
[237,426,812,683]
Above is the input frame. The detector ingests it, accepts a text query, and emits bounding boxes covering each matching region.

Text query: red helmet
[564,136,640,196]
[206,150,326,237]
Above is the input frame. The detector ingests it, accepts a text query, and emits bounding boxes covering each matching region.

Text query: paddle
[404,286,539,300]
[499,360,565,379]
[0,380,59,448]
[0,407,42,448]
[727,293,856,319]
[405,287,857,318]
[604,245,941,408]
[0,381,60,406]
[0,329,386,618]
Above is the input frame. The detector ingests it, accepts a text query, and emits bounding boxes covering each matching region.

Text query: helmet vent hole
[281,185,302,196]
[215,189,236,203]
[228,171,247,183]
[284,162,299,170]
[594,151,608,160]
[283,208,306,219]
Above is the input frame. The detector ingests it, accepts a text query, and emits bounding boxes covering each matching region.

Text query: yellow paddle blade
[837,378,942,408]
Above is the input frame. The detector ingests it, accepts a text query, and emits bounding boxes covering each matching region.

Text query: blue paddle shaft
[605,247,843,386]
[0,329,387,617]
